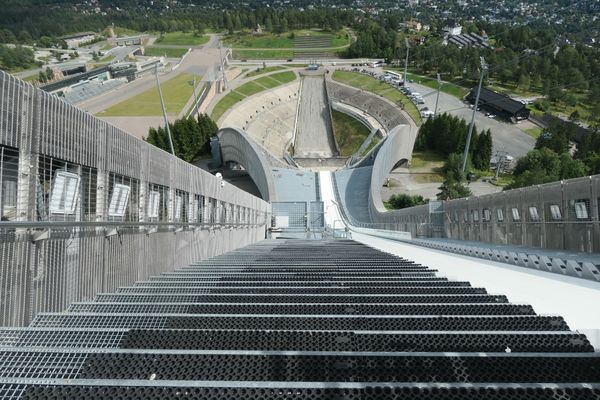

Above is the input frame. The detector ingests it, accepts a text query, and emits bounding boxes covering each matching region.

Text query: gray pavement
[409,82,536,159]
[295,75,337,158]
[381,167,502,201]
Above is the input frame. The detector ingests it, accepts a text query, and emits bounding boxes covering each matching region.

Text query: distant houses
[447,32,491,49]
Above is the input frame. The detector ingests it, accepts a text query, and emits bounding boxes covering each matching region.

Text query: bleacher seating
[222,81,300,159]
[62,78,127,105]
[327,80,407,131]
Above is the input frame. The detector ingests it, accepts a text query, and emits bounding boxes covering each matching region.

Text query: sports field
[97,73,200,117]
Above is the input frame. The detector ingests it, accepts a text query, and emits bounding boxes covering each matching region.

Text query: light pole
[155,62,175,155]
[461,57,487,173]
[188,76,198,116]
[403,38,410,86]
[434,72,441,117]
[218,40,228,90]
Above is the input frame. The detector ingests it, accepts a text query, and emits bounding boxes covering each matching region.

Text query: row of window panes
[454,201,591,223]
[31,168,257,224]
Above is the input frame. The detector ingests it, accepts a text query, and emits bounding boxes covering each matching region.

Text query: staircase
[0,239,598,399]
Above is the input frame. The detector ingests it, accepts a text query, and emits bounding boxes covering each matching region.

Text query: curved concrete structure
[368,125,417,222]
[218,127,277,202]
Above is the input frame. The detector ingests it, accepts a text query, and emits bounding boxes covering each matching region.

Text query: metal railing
[0,71,271,326]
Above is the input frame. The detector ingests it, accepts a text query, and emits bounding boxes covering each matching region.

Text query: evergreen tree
[472,129,492,170]
[144,114,217,163]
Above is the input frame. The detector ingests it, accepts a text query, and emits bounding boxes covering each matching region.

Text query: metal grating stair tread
[0,239,597,399]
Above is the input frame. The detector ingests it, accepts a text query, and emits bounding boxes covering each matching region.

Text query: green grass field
[332,71,422,126]
[144,47,189,58]
[245,66,285,78]
[224,29,349,49]
[211,71,297,122]
[233,49,294,60]
[409,151,445,169]
[97,73,199,117]
[235,81,265,97]
[269,71,296,84]
[211,91,246,122]
[331,110,371,156]
[155,31,210,46]
[408,151,445,183]
[184,82,206,117]
[405,72,468,99]
[524,126,543,139]
[253,76,281,89]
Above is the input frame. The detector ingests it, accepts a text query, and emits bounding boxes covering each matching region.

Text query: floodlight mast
[461,57,487,173]
[155,62,175,155]
[434,72,441,117]
[403,38,410,86]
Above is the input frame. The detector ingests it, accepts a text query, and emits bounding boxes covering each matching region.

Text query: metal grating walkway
[0,239,599,399]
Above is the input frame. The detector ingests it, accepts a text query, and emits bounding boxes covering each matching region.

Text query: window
[472,209,479,222]
[108,184,130,217]
[482,208,491,222]
[574,201,589,220]
[0,146,18,221]
[463,211,469,222]
[147,191,160,219]
[497,209,504,222]
[49,171,80,215]
[174,195,183,220]
[549,205,562,221]
[511,208,520,221]
[528,206,540,221]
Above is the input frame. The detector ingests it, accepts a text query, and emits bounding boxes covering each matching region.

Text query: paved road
[78,38,222,115]
[409,82,535,159]
[295,75,336,158]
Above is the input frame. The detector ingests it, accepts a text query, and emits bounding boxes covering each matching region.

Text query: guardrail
[0,71,271,326]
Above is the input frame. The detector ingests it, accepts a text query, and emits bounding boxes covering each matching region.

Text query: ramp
[294,75,337,158]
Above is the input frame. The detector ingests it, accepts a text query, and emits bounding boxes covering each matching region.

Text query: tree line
[145,114,218,163]
[506,120,600,190]
[413,113,493,200]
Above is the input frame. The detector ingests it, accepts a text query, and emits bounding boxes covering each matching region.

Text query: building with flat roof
[466,87,530,121]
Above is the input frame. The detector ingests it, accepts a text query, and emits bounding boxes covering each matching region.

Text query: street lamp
[461,57,488,173]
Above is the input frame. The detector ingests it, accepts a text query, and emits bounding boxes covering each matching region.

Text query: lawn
[235,81,265,97]
[331,110,371,156]
[409,150,446,169]
[233,49,294,60]
[155,31,209,46]
[253,76,281,89]
[211,91,246,122]
[211,71,297,122]
[411,172,444,184]
[184,82,206,117]
[224,29,348,49]
[97,73,199,117]
[245,66,285,78]
[524,126,543,139]
[269,71,296,84]
[331,70,422,126]
[408,151,445,183]
[144,47,189,58]
[405,72,468,99]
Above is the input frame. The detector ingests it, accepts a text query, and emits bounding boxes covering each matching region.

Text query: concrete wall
[218,127,277,202]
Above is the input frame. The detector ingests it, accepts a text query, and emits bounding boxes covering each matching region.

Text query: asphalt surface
[409,81,536,159]
[295,75,337,158]
[79,46,219,115]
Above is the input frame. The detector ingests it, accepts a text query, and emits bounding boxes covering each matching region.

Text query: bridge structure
[1,69,600,398]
